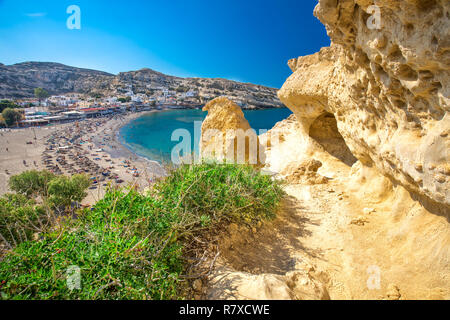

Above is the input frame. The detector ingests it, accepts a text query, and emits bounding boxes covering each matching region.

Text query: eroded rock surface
[281,159,328,185]
[278,0,450,208]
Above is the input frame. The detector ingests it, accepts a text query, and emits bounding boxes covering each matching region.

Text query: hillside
[0,62,112,98]
[0,62,283,108]
[199,0,449,300]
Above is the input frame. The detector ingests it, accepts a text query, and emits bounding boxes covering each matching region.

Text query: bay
[119,107,292,164]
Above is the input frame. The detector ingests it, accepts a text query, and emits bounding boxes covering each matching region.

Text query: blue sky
[0,0,330,88]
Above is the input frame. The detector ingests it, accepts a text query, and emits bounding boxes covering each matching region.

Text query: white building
[106,97,118,104]
[62,111,86,120]
[131,95,142,103]
[185,90,197,98]
[48,95,77,107]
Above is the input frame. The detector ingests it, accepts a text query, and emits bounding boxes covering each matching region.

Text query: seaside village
[6,86,200,127]
[0,88,188,200]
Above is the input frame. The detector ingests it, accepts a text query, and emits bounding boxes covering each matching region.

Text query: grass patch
[0,163,284,299]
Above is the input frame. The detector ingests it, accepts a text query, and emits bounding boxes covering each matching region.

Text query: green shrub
[0,189,182,300]
[47,175,91,211]
[0,163,284,300]
[155,162,283,227]
[9,170,56,199]
[1,108,22,127]
[2,171,91,249]
[0,100,21,113]
[0,194,48,249]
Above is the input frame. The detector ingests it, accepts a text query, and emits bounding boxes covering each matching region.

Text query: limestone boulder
[200,97,265,166]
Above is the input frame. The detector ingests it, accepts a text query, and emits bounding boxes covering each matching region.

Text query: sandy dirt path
[207,157,449,300]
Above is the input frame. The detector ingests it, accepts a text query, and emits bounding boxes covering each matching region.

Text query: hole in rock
[405,23,414,33]
[397,64,418,81]
[387,45,405,62]
[431,36,438,46]
[309,113,358,166]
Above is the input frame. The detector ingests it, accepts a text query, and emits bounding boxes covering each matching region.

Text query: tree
[47,174,91,211]
[118,96,131,103]
[2,108,22,127]
[34,88,49,106]
[0,100,21,113]
[9,170,56,199]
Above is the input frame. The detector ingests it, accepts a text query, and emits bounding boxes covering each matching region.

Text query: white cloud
[25,12,47,17]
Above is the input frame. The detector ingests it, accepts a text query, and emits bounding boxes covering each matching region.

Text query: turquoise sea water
[119,108,292,163]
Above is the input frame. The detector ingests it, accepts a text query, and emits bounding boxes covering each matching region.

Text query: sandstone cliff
[278,0,449,209]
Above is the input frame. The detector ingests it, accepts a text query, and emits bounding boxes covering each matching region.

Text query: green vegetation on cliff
[0,163,284,299]
[1,108,22,127]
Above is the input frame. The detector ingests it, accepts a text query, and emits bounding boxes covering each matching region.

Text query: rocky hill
[0,62,112,98]
[0,62,283,108]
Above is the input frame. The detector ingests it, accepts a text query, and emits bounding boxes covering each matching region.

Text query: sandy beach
[0,111,166,205]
